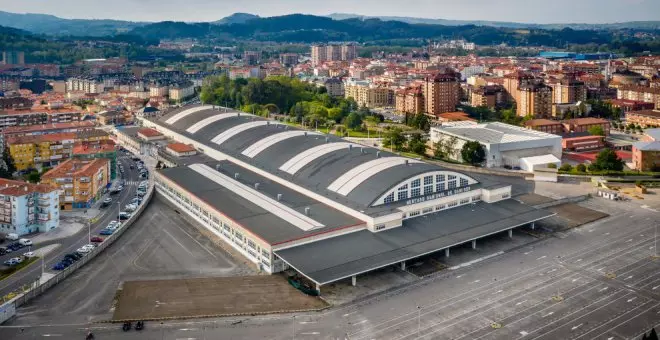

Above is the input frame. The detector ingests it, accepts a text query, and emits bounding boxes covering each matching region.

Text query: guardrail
[0,177,155,324]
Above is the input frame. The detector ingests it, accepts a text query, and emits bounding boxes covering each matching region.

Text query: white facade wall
[0,190,59,236]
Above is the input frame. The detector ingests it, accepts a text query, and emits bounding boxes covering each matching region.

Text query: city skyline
[1,0,658,24]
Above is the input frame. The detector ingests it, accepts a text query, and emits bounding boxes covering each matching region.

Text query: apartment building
[243,51,260,66]
[562,118,611,136]
[625,109,660,128]
[341,44,357,61]
[149,82,170,97]
[0,97,33,110]
[66,77,105,94]
[345,82,394,108]
[2,121,96,139]
[327,45,342,61]
[470,85,505,109]
[617,86,660,109]
[279,53,299,66]
[42,159,110,210]
[0,109,85,129]
[395,86,424,115]
[551,78,587,104]
[524,119,564,135]
[324,78,345,97]
[311,44,357,66]
[2,51,25,65]
[311,45,327,67]
[169,81,195,102]
[0,75,20,92]
[7,130,110,171]
[72,140,118,179]
[0,179,59,236]
[423,71,461,115]
[631,129,660,171]
[503,71,535,103]
[517,83,553,118]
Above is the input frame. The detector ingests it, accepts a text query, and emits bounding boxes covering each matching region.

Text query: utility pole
[292,315,295,340]
[417,306,421,338]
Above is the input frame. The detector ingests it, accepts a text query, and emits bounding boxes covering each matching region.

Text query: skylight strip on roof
[186,113,239,134]
[211,121,276,145]
[327,157,423,194]
[189,163,324,231]
[165,105,213,125]
[279,142,353,174]
[242,130,319,158]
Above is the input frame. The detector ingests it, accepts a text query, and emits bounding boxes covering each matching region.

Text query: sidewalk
[30,208,101,245]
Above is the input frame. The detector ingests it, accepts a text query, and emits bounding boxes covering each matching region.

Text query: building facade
[517,83,553,118]
[395,86,424,115]
[625,110,660,128]
[423,71,461,115]
[551,78,587,104]
[41,159,111,210]
[0,179,59,236]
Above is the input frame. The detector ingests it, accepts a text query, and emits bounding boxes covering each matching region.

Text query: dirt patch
[113,276,327,321]
[539,203,609,231]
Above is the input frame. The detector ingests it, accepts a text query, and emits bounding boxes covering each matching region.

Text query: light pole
[417,306,421,339]
[292,315,295,340]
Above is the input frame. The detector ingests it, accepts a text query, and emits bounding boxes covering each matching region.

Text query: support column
[351,275,357,287]
[401,261,406,271]
[508,229,513,238]
[316,283,321,295]
[445,248,450,257]
[531,222,536,230]
[472,240,477,249]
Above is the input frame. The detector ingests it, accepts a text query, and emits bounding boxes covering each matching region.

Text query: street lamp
[417,305,421,339]
[292,315,296,340]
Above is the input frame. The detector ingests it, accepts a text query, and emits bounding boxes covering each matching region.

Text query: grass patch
[0,256,39,281]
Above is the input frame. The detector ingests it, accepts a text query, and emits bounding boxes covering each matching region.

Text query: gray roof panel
[275,199,554,284]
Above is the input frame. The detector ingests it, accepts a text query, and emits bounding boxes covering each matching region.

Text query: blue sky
[0,0,658,23]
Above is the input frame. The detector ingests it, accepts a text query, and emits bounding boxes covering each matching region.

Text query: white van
[19,238,33,246]
[6,233,19,241]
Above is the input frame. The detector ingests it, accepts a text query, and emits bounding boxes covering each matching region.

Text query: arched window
[372,171,478,206]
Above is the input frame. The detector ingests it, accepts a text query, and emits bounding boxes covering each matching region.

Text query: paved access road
[0,198,658,340]
[0,155,141,298]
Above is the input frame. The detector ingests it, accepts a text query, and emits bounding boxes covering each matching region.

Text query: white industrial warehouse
[141,105,554,292]
[430,121,562,170]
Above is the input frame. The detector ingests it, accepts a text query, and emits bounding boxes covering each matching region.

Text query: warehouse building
[430,122,563,170]
[142,105,553,291]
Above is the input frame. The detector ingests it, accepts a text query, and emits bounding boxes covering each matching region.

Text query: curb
[105,306,329,323]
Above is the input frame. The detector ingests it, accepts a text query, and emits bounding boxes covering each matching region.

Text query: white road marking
[355,320,368,325]
[301,332,321,335]
[597,267,605,272]
[652,286,659,290]
[516,300,528,306]
[575,259,583,262]
[537,256,547,260]
[472,280,481,284]
[627,239,633,242]
[343,311,358,317]
[496,290,504,294]
[543,312,554,317]
[548,268,558,273]
[520,331,529,336]
[299,321,317,324]
[456,275,463,279]
[524,252,532,255]
[588,229,594,233]
[179,328,198,331]
[572,323,583,331]
[627,297,637,303]
[625,275,633,280]
[605,232,610,235]
[572,279,579,282]
[42,335,62,337]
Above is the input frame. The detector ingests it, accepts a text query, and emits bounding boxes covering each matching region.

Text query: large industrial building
[140,105,553,291]
[430,122,563,170]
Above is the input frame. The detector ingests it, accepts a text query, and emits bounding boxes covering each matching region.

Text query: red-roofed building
[41,159,110,210]
[166,143,197,157]
[72,140,118,179]
[137,128,165,141]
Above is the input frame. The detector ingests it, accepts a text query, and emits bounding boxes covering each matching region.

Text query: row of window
[158,180,272,270]
[380,173,474,206]
[405,195,481,219]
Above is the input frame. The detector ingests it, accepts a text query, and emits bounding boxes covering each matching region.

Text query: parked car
[6,233,19,241]
[52,262,66,271]
[101,197,113,208]
[23,251,36,258]
[18,238,32,246]
[65,253,82,261]
[119,212,131,220]
[129,165,134,170]
[0,247,7,255]
[90,236,104,243]
[99,229,114,235]
[4,258,21,266]
[76,246,91,254]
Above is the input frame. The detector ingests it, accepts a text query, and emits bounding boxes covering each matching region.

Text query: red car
[90,236,104,243]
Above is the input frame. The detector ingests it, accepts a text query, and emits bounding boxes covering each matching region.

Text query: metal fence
[0,178,155,322]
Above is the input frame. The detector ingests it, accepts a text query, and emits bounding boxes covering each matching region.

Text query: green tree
[26,171,40,183]
[460,141,486,165]
[588,125,605,136]
[383,128,406,151]
[345,112,363,130]
[0,147,16,179]
[408,133,427,156]
[433,140,447,159]
[576,163,587,172]
[592,148,625,171]
[559,164,573,172]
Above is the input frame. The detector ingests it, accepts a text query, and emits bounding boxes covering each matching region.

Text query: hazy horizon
[0,0,658,24]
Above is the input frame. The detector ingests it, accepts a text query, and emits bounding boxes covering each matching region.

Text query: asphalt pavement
[0,192,658,339]
[0,155,141,298]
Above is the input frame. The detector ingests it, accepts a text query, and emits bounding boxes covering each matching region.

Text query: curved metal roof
[328,157,423,195]
[242,130,320,158]
[186,112,240,134]
[165,105,214,125]
[279,142,353,174]
[211,121,279,145]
